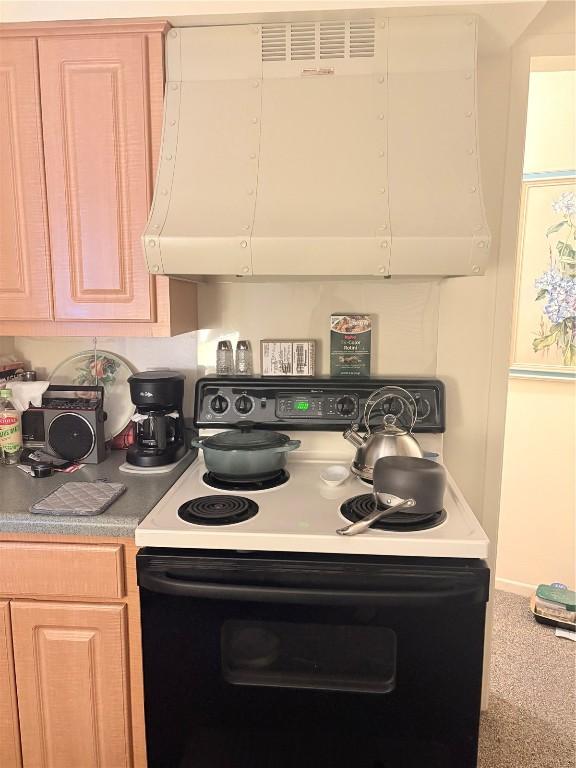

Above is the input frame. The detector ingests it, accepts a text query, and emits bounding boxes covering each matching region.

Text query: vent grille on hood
[262,20,376,62]
[320,21,345,59]
[261,24,287,62]
[290,22,316,60]
[350,20,376,57]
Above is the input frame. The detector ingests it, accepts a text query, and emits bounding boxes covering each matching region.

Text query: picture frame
[510,174,576,379]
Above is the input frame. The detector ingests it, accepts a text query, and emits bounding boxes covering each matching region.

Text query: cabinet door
[39,34,159,322]
[11,601,132,768]
[0,38,52,320]
[0,602,22,768]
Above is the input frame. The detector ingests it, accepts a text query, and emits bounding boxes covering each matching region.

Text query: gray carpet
[478,589,576,768]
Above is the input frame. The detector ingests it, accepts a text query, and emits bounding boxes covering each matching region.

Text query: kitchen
[0,1,574,768]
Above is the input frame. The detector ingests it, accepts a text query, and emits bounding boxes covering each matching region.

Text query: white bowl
[320,465,350,486]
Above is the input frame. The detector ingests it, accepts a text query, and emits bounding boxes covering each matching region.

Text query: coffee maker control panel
[195,377,445,433]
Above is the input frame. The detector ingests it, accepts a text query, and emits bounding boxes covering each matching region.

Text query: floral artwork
[75,354,120,387]
[532,191,576,366]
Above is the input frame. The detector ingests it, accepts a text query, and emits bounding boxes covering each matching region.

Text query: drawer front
[0,542,125,599]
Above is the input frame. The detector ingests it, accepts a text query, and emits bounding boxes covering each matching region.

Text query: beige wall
[437,7,576,588]
[0,338,15,356]
[437,49,512,521]
[0,0,546,25]
[496,377,576,592]
[495,60,576,594]
[197,280,440,376]
[524,67,576,173]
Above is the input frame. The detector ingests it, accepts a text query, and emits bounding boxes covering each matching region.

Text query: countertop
[0,450,196,538]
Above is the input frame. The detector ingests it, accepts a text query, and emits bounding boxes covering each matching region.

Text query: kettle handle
[363,386,418,435]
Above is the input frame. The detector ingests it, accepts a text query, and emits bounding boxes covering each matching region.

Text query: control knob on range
[235,395,253,415]
[210,394,229,414]
[414,394,431,421]
[335,396,356,416]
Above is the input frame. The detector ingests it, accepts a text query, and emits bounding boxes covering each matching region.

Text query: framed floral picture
[511,176,576,376]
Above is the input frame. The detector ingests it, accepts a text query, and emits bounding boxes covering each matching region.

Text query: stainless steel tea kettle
[343,386,424,481]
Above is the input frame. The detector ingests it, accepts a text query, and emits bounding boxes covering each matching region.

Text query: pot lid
[202,423,291,452]
[373,422,408,436]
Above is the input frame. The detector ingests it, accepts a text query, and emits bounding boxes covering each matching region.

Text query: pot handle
[336,498,416,536]
[269,439,301,454]
[363,386,418,435]
[189,437,206,448]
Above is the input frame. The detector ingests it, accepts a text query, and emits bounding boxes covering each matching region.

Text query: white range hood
[143,15,491,278]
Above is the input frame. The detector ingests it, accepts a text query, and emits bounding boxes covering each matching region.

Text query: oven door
[137,549,489,768]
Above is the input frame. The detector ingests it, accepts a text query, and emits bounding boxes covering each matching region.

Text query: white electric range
[136,377,490,768]
[135,376,488,559]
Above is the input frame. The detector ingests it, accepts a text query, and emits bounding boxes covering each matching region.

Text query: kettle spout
[343,425,366,449]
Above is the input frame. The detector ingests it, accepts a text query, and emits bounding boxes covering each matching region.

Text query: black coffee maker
[126,371,187,467]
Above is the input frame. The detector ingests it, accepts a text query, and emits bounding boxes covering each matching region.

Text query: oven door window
[222,620,396,694]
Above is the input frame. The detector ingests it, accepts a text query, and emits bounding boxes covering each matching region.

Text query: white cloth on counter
[8,381,50,412]
[131,411,179,423]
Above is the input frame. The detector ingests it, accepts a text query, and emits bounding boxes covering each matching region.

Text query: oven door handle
[138,570,485,606]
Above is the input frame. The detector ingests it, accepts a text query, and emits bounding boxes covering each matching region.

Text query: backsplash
[0,338,15,356]
[13,279,441,416]
[196,280,441,377]
[13,333,198,413]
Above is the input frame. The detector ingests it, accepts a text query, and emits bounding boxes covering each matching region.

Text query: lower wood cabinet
[11,601,132,768]
[0,601,21,768]
[0,536,146,768]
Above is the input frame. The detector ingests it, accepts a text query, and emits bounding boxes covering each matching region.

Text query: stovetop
[135,454,489,559]
[136,376,488,559]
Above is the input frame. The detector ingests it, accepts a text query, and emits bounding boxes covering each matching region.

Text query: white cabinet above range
[144,16,491,279]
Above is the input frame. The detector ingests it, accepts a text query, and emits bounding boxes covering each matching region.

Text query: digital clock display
[295,401,310,411]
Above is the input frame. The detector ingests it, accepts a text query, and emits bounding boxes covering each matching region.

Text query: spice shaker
[216,340,234,375]
[235,340,253,375]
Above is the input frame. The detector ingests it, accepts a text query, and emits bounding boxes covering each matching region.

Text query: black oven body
[137,549,489,768]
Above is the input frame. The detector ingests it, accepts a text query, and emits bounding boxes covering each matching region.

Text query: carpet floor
[478,589,576,768]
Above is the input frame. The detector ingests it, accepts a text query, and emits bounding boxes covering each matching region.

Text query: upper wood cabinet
[0,21,197,337]
[0,38,52,322]
[40,34,157,322]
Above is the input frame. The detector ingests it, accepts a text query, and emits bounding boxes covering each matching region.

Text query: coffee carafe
[126,371,187,467]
